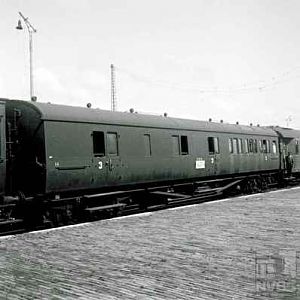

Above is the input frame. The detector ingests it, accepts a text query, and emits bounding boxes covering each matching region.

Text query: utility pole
[16,12,37,101]
[111,64,117,111]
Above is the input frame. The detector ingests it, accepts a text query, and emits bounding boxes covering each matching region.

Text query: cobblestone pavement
[0,188,300,299]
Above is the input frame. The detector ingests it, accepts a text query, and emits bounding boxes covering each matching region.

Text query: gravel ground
[0,188,299,299]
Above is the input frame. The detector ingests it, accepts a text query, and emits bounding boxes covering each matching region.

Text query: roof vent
[86,103,92,108]
[129,108,134,113]
[209,118,212,122]
[250,123,253,126]
[220,120,223,123]
[163,112,168,117]
[257,124,260,127]
[236,121,239,125]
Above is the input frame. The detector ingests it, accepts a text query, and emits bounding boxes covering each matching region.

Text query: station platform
[0,187,299,299]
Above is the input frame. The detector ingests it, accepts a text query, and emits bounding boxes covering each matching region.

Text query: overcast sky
[1,0,300,128]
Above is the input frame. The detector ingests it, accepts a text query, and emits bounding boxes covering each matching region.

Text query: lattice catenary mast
[111,64,117,111]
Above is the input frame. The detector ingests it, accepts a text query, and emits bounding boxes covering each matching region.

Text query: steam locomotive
[0,98,299,232]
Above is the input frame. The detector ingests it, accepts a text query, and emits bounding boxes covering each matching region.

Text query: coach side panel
[44,121,206,193]
[216,133,280,175]
[44,120,280,194]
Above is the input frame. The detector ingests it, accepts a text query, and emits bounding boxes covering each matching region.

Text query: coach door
[92,131,107,186]
[0,102,6,194]
[92,131,121,187]
[105,132,121,185]
[207,136,220,176]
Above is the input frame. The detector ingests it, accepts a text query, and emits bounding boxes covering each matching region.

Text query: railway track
[0,175,299,237]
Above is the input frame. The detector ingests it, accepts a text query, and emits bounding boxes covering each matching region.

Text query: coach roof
[12,99,278,136]
[272,126,300,139]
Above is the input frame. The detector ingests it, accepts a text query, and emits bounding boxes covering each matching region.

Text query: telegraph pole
[111,64,117,111]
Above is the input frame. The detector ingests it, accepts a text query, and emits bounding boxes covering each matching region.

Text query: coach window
[249,139,254,153]
[295,140,299,154]
[262,140,267,153]
[238,139,243,154]
[244,139,249,153]
[229,138,233,153]
[253,139,258,153]
[143,134,152,157]
[272,141,277,154]
[232,138,238,154]
[180,135,189,155]
[208,137,219,154]
[267,140,270,153]
[172,135,180,155]
[107,132,119,156]
[93,131,105,156]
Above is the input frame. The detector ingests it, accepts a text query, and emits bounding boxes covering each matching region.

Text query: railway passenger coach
[0,98,299,231]
[1,99,281,196]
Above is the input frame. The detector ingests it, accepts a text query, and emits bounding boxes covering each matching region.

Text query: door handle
[108,158,113,171]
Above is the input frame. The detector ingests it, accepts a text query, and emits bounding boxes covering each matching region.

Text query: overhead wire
[117,66,300,95]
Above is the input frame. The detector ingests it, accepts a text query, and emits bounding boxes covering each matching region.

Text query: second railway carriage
[1,99,280,198]
[272,126,300,173]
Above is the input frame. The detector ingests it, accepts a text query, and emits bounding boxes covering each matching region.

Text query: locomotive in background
[0,98,299,233]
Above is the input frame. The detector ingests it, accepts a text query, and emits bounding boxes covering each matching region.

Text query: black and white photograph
[0,0,299,299]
